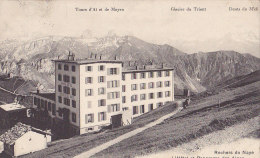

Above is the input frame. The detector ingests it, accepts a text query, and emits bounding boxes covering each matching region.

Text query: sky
[0,0,259,57]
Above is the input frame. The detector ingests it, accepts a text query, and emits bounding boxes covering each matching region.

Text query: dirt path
[140,116,260,158]
[74,106,183,158]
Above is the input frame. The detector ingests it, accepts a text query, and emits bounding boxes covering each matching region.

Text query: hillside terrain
[0,35,259,94]
[93,69,260,158]
[16,70,260,158]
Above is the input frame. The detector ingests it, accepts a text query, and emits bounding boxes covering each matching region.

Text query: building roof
[122,66,174,73]
[32,92,56,101]
[52,59,123,65]
[0,123,31,145]
[0,103,26,112]
[0,122,51,145]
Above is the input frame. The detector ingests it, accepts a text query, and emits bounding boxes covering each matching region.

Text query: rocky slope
[0,35,259,94]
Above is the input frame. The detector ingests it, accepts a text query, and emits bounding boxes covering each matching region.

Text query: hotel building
[32,55,174,135]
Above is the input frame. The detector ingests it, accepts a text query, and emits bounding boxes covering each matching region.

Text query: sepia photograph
[0,0,259,157]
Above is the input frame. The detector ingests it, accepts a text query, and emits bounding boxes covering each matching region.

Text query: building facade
[122,67,174,118]
[32,56,174,136]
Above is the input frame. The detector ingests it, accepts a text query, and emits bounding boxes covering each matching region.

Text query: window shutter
[104,112,107,120]
[107,68,110,75]
[108,105,111,113]
[98,113,100,121]
[85,114,88,124]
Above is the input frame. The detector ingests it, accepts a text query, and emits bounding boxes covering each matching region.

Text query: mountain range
[0,34,259,94]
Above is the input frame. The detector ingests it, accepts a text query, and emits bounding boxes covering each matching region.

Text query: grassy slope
[19,103,177,158]
[94,81,260,158]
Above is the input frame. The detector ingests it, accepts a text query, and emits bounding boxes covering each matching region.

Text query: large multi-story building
[32,54,174,136]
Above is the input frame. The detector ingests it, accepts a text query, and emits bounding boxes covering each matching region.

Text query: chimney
[99,54,102,60]
[143,65,146,69]
[95,54,97,59]
[135,66,138,70]
[90,52,93,58]
[114,55,117,60]
[161,63,164,68]
[37,89,40,94]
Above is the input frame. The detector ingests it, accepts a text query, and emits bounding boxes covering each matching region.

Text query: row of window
[123,70,170,80]
[132,102,163,115]
[58,74,76,83]
[129,81,170,91]
[33,97,56,115]
[58,85,76,96]
[128,91,171,103]
[58,64,76,72]
[85,112,107,123]
[58,96,77,108]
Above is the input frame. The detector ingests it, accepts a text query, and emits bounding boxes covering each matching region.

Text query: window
[58,85,62,92]
[98,76,105,83]
[72,100,76,108]
[165,81,170,87]
[140,72,146,79]
[58,64,62,70]
[99,65,104,71]
[72,76,76,84]
[63,75,70,82]
[63,86,70,94]
[148,82,154,89]
[86,114,94,123]
[149,72,154,78]
[122,107,129,111]
[140,94,146,100]
[165,91,171,97]
[122,74,125,80]
[72,113,76,123]
[48,102,51,112]
[149,93,154,99]
[58,96,62,103]
[131,73,137,79]
[122,85,126,92]
[98,112,106,121]
[107,92,120,99]
[148,104,154,111]
[111,104,120,112]
[64,64,69,71]
[85,89,93,96]
[33,97,37,105]
[133,106,138,115]
[52,104,56,115]
[98,99,106,106]
[131,95,138,102]
[122,96,126,103]
[72,65,76,72]
[140,83,146,89]
[157,92,163,98]
[85,77,93,84]
[165,71,170,77]
[157,81,162,88]
[140,105,145,114]
[107,80,119,88]
[58,74,62,81]
[64,98,70,106]
[86,66,92,72]
[131,84,137,91]
[72,88,76,96]
[98,87,105,95]
[157,102,163,108]
[108,68,118,75]
[58,108,62,117]
[157,71,162,77]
